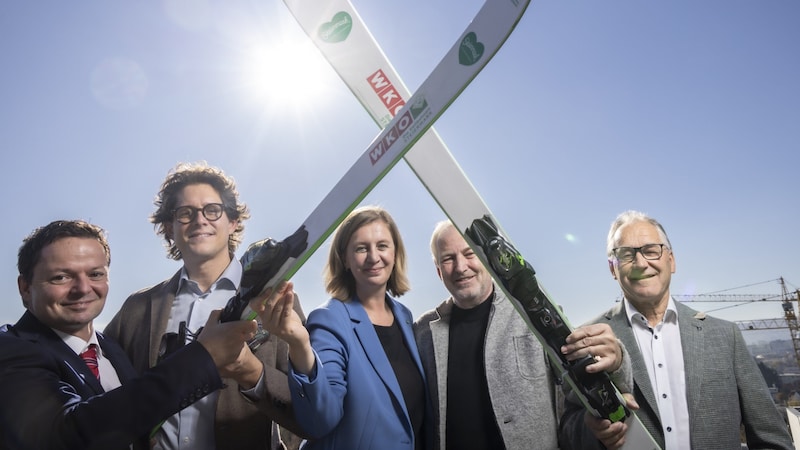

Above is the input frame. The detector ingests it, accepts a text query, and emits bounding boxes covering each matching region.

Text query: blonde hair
[324,206,410,300]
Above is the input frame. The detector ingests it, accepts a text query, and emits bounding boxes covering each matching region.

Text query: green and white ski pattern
[235,0,529,324]
[281,0,660,448]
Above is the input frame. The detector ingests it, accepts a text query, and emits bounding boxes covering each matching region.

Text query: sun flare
[240,38,332,111]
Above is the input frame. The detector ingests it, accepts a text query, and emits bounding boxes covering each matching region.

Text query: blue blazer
[289,296,430,450]
[0,310,222,450]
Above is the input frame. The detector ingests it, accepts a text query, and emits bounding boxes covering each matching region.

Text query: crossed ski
[281,0,661,447]
[219,0,529,324]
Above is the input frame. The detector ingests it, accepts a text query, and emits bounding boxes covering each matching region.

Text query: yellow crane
[677,277,800,370]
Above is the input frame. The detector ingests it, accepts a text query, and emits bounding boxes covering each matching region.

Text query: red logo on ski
[367,69,405,117]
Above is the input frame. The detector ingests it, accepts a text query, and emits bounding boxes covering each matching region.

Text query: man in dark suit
[559,210,793,449]
[0,219,258,450]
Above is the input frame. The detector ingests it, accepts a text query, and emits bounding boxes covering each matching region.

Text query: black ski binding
[466,215,629,423]
[220,225,309,324]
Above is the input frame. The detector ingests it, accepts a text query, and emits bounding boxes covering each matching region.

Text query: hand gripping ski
[215,0,529,324]
[467,215,628,423]
[281,0,661,446]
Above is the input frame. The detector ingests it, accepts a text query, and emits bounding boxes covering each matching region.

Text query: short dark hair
[324,206,410,301]
[17,220,110,284]
[151,161,250,260]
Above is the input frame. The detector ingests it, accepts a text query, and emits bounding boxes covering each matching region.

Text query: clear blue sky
[1,1,798,341]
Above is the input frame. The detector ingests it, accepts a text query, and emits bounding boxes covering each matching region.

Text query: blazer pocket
[514,335,547,381]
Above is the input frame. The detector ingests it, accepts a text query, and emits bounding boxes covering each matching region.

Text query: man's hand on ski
[248,281,307,345]
[562,323,640,448]
[196,310,257,370]
[561,323,623,373]
[584,393,640,450]
[248,281,315,374]
[217,336,264,390]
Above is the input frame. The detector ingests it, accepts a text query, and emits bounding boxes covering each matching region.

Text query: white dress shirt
[625,297,690,450]
[58,329,123,392]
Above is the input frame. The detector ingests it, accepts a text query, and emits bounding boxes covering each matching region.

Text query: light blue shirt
[153,260,241,450]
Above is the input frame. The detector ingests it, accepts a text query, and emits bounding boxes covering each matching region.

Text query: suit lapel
[69,347,105,395]
[98,332,138,384]
[676,302,705,427]
[13,312,105,395]
[429,300,452,427]
[345,299,407,416]
[606,304,661,425]
[149,272,181,368]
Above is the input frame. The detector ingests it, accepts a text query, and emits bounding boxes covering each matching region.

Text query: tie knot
[80,344,100,380]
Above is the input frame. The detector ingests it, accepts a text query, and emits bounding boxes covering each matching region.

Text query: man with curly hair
[105,161,306,450]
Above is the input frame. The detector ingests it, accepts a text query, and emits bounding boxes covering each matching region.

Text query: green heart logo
[318,11,352,43]
[458,32,485,66]
[409,96,429,118]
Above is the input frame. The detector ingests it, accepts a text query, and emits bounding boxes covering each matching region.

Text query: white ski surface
[236,0,529,323]
[282,1,660,448]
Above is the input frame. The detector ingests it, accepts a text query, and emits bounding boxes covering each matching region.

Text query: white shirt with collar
[56,328,122,392]
[625,296,690,450]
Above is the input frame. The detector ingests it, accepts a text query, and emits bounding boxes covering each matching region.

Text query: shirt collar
[624,296,678,329]
[177,258,242,294]
[53,327,102,357]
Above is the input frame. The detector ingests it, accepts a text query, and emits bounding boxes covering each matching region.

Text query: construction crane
[678,277,800,370]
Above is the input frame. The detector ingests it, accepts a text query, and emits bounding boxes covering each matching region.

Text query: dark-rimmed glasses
[172,203,225,224]
[612,243,667,263]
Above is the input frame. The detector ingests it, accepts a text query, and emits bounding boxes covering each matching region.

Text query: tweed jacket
[289,295,432,450]
[414,288,563,450]
[559,299,793,449]
[1,310,222,450]
[104,269,306,450]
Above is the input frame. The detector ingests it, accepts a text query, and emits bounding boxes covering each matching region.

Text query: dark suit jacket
[0,310,222,450]
[103,270,306,450]
[559,300,793,450]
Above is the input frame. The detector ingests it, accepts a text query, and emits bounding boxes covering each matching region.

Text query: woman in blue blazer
[257,206,430,450]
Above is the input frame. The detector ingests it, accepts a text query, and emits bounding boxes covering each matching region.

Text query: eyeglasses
[172,203,225,224]
[612,243,668,263]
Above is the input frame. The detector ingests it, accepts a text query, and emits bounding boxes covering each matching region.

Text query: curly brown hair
[151,161,250,260]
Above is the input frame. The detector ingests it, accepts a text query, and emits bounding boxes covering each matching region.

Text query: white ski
[221,0,530,328]
[281,0,661,448]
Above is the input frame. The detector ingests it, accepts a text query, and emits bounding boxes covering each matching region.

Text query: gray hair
[429,220,455,266]
[606,210,672,257]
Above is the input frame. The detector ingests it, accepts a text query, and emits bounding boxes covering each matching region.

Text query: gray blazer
[560,300,793,449]
[414,288,561,450]
[103,270,307,450]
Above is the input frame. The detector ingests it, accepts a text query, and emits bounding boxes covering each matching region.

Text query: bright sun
[240,37,332,112]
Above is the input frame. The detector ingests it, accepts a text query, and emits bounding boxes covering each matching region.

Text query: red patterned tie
[80,344,100,380]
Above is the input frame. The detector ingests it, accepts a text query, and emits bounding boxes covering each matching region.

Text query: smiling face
[434,225,493,309]
[344,220,396,299]
[18,237,109,341]
[166,183,237,270]
[609,220,675,310]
